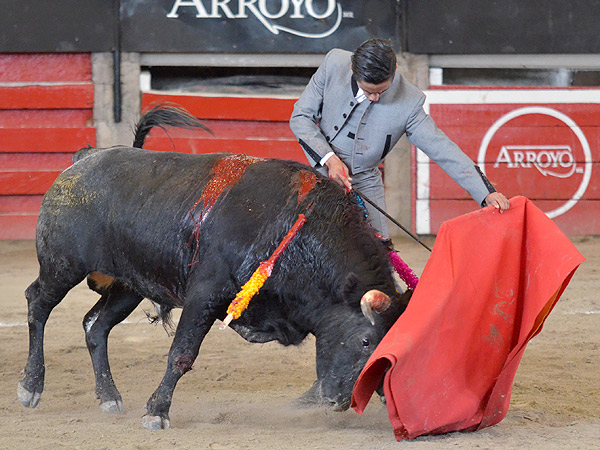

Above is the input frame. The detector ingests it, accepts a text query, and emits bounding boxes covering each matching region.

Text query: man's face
[356,78,393,102]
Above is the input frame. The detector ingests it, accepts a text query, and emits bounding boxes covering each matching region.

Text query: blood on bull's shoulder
[17,104,409,429]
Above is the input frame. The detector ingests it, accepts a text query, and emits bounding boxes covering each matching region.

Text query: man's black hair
[351,39,397,84]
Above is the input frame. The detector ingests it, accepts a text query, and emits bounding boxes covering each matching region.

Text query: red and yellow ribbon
[220,213,307,329]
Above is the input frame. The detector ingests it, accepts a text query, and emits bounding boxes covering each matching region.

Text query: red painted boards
[0,53,95,239]
[416,88,600,235]
[141,92,307,163]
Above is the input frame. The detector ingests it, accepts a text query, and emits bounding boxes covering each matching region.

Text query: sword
[353,189,432,252]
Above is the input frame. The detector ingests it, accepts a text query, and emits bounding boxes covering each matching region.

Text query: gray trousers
[315,165,388,238]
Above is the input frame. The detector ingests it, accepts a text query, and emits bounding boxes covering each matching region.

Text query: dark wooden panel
[0,1,116,52]
[121,0,400,53]
[407,0,600,54]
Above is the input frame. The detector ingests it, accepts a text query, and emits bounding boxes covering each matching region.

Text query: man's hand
[325,154,353,193]
[485,192,510,212]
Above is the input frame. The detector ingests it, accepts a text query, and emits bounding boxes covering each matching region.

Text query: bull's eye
[362,338,370,347]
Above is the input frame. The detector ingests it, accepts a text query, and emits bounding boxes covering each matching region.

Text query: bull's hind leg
[83,280,142,414]
[18,272,84,408]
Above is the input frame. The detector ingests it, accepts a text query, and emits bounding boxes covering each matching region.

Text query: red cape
[351,196,585,440]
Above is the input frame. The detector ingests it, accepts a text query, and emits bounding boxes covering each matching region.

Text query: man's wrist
[320,151,335,166]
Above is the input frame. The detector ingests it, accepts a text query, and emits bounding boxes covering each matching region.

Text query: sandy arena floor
[0,236,598,449]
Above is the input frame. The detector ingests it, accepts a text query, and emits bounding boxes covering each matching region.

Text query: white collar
[355,87,367,103]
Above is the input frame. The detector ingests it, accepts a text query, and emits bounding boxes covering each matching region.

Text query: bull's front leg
[142,298,221,430]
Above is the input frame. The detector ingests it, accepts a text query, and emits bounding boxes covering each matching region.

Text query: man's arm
[289,52,335,166]
[406,96,509,211]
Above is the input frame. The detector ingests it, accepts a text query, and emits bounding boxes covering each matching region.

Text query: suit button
[326,136,330,142]
[334,126,339,131]
[343,113,347,118]
[350,101,354,106]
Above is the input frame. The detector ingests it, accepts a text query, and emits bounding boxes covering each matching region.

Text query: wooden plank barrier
[141,92,306,163]
[0,53,95,239]
[415,87,600,235]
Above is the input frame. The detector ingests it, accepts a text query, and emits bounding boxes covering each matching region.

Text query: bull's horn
[360,290,391,326]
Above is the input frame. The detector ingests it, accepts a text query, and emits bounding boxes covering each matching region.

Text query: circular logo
[478,106,592,218]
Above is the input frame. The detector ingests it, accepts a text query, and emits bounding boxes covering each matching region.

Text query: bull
[17,105,410,429]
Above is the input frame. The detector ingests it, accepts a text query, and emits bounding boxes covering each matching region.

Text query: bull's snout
[294,380,352,411]
[360,290,391,325]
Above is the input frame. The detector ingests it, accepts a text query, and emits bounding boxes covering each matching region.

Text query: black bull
[18,106,410,429]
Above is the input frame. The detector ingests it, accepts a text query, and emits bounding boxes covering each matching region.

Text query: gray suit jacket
[289,48,495,206]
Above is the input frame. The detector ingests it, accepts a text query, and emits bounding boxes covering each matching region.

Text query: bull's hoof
[17,380,42,408]
[100,399,123,414]
[141,414,171,430]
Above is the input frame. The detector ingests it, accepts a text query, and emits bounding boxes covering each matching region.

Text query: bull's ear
[341,272,360,299]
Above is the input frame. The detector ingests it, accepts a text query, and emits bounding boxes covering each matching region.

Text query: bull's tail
[133,103,212,148]
[72,104,210,164]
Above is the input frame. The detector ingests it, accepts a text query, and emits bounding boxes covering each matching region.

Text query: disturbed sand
[0,236,598,449]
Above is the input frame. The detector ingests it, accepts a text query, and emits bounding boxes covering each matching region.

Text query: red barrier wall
[0,54,95,239]
[415,87,600,235]
[141,92,306,162]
